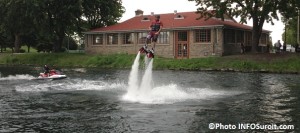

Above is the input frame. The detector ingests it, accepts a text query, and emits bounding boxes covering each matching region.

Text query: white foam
[71,80,126,91]
[71,68,87,73]
[0,74,35,80]
[65,80,107,91]
[15,79,126,92]
[123,83,240,104]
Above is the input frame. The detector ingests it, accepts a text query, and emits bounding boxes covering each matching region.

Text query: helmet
[155,15,160,19]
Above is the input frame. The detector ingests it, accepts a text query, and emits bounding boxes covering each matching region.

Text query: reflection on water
[259,75,298,124]
[0,66,299,132]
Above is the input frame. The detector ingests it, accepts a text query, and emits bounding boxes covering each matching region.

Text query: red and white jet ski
[36,70,67,80]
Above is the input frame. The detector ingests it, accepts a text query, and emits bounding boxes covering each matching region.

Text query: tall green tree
[0,0,125,53]
[188,0,299,52]
[0,0,39,53]
[40,0,83,52]
[82,0,125,30]
[0,31,8,52]
[281,1,300,47]
[283,17,299,46]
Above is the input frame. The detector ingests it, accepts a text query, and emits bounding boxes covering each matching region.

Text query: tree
[39,0,83,52]
[22,34,38,53]
[63,36,78,50]
[82,0,125,30]
[0,0,39,53]
[283,17,299,46]
[188,0,299,53]
[0,31,8,52]
[281,1,300,47]
[40,0,125,52]
[0,0,125,53]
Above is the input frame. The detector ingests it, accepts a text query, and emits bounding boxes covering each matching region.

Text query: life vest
[151,20,162,31]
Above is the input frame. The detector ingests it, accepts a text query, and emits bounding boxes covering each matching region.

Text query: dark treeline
[0,0,125,53]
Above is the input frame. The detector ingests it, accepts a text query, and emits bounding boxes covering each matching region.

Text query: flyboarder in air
[139,15,163,58]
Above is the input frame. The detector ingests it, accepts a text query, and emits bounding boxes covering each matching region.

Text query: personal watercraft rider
[44,65,50,76]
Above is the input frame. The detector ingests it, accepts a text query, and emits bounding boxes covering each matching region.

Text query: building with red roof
[84,10,270,58]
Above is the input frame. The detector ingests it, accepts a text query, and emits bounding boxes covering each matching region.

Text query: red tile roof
[88,11,267,33]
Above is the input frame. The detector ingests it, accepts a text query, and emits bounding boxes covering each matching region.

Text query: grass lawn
[0,52,300,73]
[1,46,38,53]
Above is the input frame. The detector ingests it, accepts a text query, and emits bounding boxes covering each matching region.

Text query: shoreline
[0,53,300,74]
[1,63,299,75]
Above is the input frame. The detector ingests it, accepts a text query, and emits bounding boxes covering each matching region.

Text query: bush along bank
[0,53,300,74]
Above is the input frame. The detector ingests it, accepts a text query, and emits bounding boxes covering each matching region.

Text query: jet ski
[35,70,67,80]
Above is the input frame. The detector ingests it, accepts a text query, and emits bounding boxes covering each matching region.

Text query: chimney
[151,12,154,16]
[135,9,144,16]
[174,10,177,15]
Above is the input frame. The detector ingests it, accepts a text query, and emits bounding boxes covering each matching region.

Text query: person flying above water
[140,15,163,58]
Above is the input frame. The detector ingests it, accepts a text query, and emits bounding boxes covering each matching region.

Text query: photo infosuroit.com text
[209,123,295,131]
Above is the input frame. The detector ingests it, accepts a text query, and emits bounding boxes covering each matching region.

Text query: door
[175,31,189,59]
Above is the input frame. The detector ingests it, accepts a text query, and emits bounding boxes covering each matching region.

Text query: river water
[0,64,299,132]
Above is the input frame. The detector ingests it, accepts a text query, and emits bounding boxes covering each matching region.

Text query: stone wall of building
[85,28,269,58]
[215,28,224,56]
[155,31,175,58]
[189,28,224,58]
[85,29,224,58]
[85,44,138,55]
[85,33,175,58]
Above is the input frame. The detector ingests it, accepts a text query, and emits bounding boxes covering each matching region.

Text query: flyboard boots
[139,44,154,58]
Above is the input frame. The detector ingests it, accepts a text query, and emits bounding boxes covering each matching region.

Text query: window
[122,33,134,44]
[174,14,184,19]
[177,31,188,41]
[225,30,235,43]
[93,34,103,45]
[157,31,169,44]
[141,17,150,22]
[236,30,244,43]
[245,32,252,46]
[137,32,148,44]
[107,33,118,45]
[195,29,211,43]
[138,31,169,44]
[260,33,267,44]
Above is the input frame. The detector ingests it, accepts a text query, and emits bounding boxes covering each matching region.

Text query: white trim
[84,25,271,34]
[84,26,225,34]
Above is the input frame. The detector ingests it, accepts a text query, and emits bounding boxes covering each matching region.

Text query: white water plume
[123,52,155,102]
[144,54,150,68]
[123,52,242,104]
[124,52,141,98]
[139,59,153,96]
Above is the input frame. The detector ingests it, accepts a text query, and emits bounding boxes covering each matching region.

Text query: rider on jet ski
[44,65,50,76]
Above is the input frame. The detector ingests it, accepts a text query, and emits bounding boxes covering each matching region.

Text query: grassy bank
[1,53,300,73]
[0,53,136,68]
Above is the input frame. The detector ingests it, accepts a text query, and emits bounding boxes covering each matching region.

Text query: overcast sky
[120,0,284,44]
